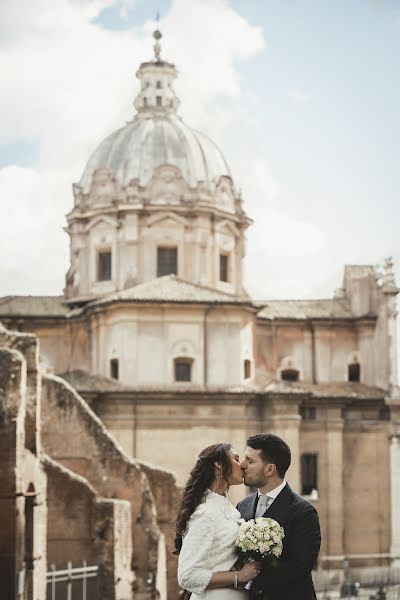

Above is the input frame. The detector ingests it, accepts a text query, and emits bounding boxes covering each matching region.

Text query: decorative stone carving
[147,165,189,205]
[89,168,118,207]
[215,177,235,214]
[383,256,396,288]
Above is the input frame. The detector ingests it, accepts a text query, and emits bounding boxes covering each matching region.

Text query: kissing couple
[176,433,321,600]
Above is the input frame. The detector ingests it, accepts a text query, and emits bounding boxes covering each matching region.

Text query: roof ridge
[100,274,248,301]
[87,274,252,308]
[256,297,344,304]
[345,264,374,268]
[165,274,248,299]
[0,294,64,299]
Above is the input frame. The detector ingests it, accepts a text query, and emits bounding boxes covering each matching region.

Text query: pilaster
[325,406,345,563]
[387,400,400,565]
[262,393,302,492]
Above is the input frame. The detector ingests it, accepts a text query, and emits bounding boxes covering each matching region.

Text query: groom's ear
[264,462,277,477]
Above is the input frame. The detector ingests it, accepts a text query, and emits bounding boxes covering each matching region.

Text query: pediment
[216,219,240,238]
[85,215,117,232]
[146,212,188,228]
[170,339,196,357]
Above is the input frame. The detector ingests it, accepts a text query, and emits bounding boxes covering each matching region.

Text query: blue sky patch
[0,140,39,169]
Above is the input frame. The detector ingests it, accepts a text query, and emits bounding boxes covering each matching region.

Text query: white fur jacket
[177,490,243,595]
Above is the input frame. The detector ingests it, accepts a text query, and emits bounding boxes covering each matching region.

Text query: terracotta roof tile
[264,381,385,399]
[89,275,252,307]
[257,298,356,320]
[59,370,257,394]
[0,295,69,317]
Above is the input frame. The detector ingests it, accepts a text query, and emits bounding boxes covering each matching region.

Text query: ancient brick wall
[139,462,181,600]
[0,321,180,600]
[44,455,134,600]
[40,374,179,599]
[0,326,47,600]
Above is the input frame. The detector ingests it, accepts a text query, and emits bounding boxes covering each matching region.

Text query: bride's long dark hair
[174,443,233,554]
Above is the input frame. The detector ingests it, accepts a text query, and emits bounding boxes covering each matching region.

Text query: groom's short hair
[247,433,291,478]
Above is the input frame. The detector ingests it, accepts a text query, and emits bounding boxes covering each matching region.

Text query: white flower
[235,518,284,559]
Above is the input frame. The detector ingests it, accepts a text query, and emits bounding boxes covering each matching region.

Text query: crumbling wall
[44,455,133,600]
[41,374,179,599]
[139,462,180,600]
[0,321,180,600]
[0,325,47,600]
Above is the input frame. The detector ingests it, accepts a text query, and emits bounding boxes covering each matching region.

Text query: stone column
[380,258,399,396]
[263,391,302,492]
[388,403,400,566]
[384,291,399,394]
[325,407,344,565]
[382,259,400,565]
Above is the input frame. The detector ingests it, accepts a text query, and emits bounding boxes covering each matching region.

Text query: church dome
[79,31,231,194]
[79,115,231,193]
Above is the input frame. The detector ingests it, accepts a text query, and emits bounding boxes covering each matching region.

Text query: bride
[175,443,260,600]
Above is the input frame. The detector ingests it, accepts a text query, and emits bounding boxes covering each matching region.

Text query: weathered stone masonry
[0,322,180,600]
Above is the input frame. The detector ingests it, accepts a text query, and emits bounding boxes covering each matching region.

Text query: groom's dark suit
[237,484,321,600]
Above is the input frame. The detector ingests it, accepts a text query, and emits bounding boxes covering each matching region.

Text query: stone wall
[0,322,181,599]
[40,372,180,599]
[44,455,134,600]
[0,327,47,600]
[139,461,181,600]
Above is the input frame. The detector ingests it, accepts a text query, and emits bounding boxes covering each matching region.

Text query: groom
[237,433,321,600]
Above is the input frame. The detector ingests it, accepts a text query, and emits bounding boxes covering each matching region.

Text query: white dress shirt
[257,479,287,511]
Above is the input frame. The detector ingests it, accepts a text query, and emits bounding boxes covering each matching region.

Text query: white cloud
[0,0,379,306]
[0,165,70,294]
[157,0,265,130]
[0,0,265,295]
[287,90,311,104]
[235,158,327,298]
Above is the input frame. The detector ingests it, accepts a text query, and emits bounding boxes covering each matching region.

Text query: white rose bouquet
[235,517,285,565]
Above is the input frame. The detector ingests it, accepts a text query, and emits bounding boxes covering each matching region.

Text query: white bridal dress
[178,490,248,600]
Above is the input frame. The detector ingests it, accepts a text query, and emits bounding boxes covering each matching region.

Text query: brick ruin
[0,322,180,600]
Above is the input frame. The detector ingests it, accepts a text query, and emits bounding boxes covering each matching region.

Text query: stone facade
[0,323,180,600]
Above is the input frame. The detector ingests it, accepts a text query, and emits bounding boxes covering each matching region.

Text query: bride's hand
[237,561,262,583]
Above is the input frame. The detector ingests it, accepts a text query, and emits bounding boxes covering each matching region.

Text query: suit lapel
[251,493,258,519]
[241,493,258,520]
[263,483,292,525]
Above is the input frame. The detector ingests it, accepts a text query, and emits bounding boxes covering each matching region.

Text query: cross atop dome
[133,28,180,114]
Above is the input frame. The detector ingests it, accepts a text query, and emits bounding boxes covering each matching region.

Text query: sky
[0,0,399,302]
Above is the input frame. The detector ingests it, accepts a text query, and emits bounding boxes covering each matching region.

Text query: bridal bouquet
[235,517,284,563]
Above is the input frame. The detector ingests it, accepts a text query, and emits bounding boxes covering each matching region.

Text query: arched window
[348,362,360,382]
[110,358,119,380]
[156,80,162,88]
[281,368,299,382]
[243,359,251,380]
[174,358,193,382]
